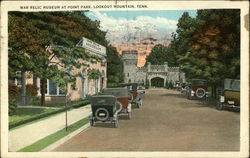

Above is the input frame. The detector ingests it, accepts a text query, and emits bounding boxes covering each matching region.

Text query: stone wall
[122,51,185,85]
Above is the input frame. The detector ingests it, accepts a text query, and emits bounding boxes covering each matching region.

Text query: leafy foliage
[26,84,38,96]
[106,46,123,87]
[170,10,240,85]
[87,69,102,80]
[146,44,176,66]
[8,11,108,105]
[168,10,240,97]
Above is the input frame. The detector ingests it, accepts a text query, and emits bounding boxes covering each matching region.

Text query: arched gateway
[122,50,186,88]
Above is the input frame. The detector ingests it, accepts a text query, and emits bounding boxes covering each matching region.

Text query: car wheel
[196,88,206,98]
[90,119,95,126]
[136,102,140,108]
[216,102,224,110]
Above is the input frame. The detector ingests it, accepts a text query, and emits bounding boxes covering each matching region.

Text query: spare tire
[95,108,109,121]
[196,88,205,98]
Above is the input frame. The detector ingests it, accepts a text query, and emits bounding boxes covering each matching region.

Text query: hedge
[9,99,90,129]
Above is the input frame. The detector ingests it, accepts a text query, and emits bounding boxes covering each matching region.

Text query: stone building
[12,37,107,103]
[122,50,185,87]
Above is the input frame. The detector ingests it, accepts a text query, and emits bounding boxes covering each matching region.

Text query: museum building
[13,37,107,103]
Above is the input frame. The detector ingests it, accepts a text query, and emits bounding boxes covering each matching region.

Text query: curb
[41,123,90,152]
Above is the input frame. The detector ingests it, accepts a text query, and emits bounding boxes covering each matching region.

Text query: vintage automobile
[120,83,142,108]
[186,79,208,100]
[89,95,122,128]
[174,81,182,91]
[102,88,133,119]
[137,86,146,94]
[216,79,240,111]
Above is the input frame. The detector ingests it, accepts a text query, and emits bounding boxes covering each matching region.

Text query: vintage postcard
[1,0,249,158]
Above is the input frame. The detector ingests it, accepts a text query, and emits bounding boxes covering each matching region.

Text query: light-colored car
[137,86,145,94]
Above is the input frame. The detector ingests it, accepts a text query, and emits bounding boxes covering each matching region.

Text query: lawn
[9,108,56,125]
[18,118,89,152]
[9,99,90,129]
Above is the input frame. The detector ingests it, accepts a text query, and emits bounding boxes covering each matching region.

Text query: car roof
[102,88,129,97]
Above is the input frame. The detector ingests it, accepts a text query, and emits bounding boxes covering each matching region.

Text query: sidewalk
[9,104,91,151]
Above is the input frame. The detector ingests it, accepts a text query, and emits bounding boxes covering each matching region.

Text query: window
[49,80,57,95]
[127,73,129,77]
[42,79,65,96]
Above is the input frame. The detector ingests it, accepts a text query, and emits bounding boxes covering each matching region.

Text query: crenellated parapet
[137,67,147,72]
[168,67,180,72]
[150,65,165,72]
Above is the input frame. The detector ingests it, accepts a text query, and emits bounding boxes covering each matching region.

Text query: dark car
[89,95,122,128]
[217,79,240,111]
[102,88,133,119]
[186,79,208,99]
[120,83,142,108]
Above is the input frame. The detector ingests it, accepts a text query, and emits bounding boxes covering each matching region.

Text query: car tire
[95,108,109,121]
[216,102,224,110]
[136,102,140,108]
[196,88,206,98]
[90,119,95,126]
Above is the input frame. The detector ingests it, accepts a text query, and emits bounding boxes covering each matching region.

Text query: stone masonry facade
[122,50,185,87]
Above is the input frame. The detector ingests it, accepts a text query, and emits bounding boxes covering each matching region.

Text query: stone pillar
[147,62,151,72]
[164,62,168,72]
[164,78,166,87]
[149,78,151,88]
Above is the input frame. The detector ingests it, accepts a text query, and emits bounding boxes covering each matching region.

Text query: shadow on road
[118,115,130,120]
[92,122,116,128]
[160,93,186,99]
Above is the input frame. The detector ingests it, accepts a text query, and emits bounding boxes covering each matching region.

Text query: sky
[85,10,197,45]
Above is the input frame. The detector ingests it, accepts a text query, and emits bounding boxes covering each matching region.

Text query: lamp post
[65,85,68,131]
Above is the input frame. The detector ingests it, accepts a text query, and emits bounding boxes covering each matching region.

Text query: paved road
[53,88,240,151]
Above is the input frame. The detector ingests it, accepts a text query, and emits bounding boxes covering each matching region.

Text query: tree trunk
[211,85,217,99]
[40,78,46,106]
[21,71,26,105]
[33,74,37,88]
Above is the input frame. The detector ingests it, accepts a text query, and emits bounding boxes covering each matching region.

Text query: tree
[8,11,107,105]
[106,46,123,87]
[146,44,176,66]
[170,10,240,97]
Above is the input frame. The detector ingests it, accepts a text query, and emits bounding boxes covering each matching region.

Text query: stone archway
[151,77,164,87]
[148,75,166,88]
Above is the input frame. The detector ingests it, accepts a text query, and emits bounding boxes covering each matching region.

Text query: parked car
[186,79,208,100]
[180,82,188,93]
[217,79,240,111]
[120,83,142,108]
[102,88,133,119]
[89,95,122,128]
[137,86,145,94]
[174,81,181,91]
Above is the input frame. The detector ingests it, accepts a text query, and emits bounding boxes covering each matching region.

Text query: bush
[9,83,20,100]
[26,84,38,96]
[28,96,40,106]
[9,99,18,115]
[8,83,20,115]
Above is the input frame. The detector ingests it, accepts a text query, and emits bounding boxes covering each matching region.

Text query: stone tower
[122,50,138,83]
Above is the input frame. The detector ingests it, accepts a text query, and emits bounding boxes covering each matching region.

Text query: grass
[9,108,56,125]
[18,117,89,152]
[9,99,90,129]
